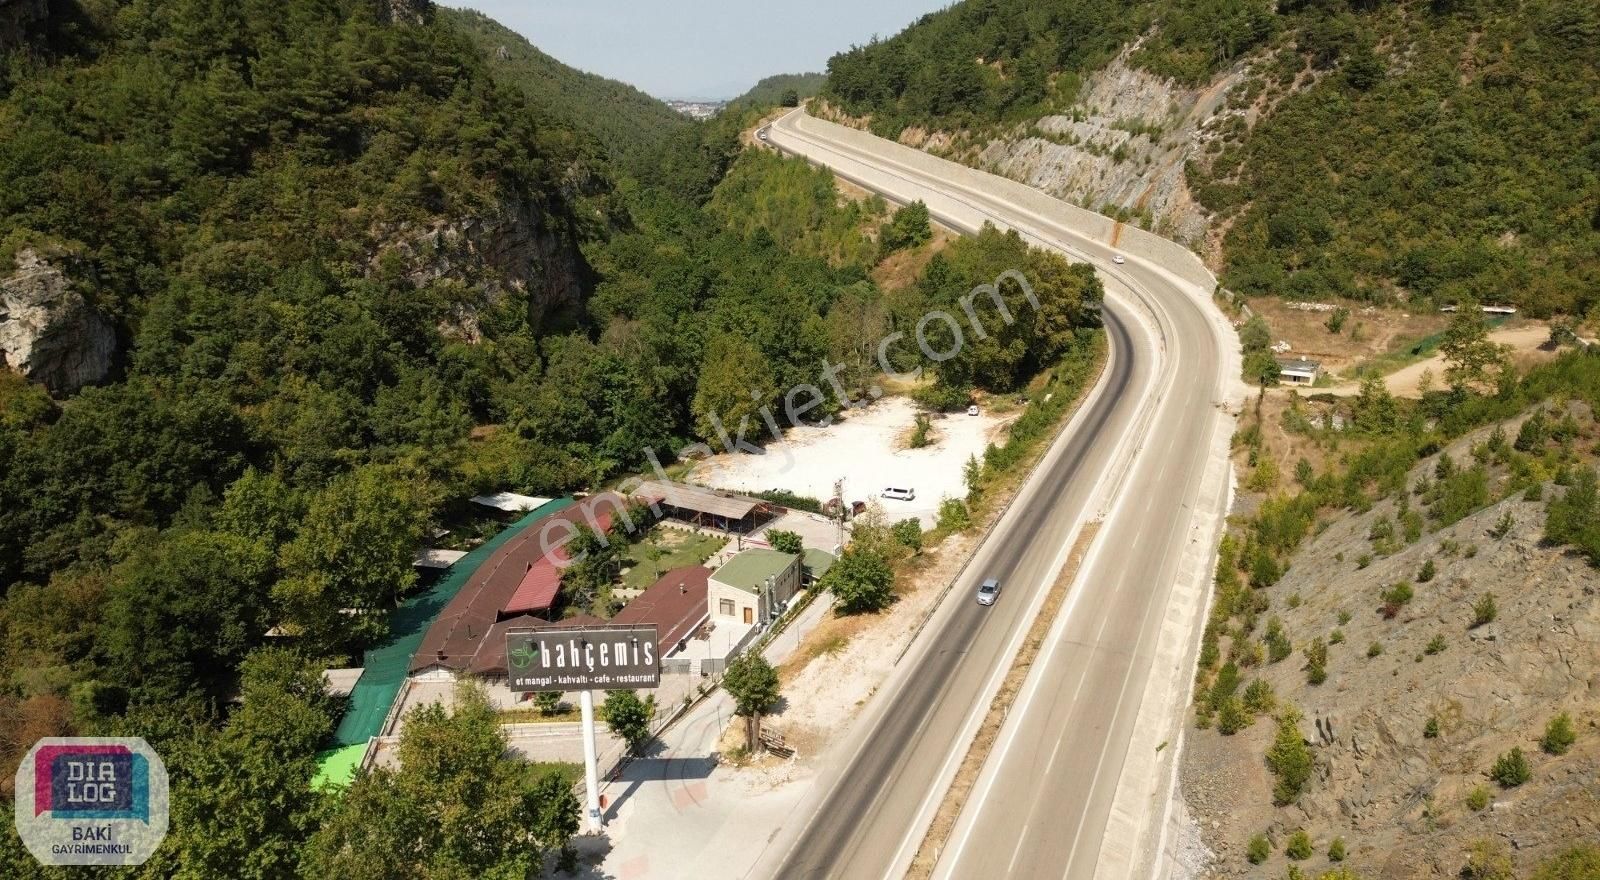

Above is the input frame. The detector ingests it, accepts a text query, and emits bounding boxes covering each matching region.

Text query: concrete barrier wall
[790,113,1218,295]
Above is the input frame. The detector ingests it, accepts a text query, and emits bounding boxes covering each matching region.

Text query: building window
[719,598,735,616]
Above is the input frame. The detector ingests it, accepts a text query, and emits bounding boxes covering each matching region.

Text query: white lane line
[1008,824,1032,875]
[1059,477,1193,879]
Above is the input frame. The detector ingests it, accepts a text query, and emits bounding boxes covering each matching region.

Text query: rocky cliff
[0,247,116,394]
[369,196,589,338]
[931,47,1243,253]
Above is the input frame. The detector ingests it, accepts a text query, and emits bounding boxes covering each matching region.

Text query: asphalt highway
[760,109,1231,880]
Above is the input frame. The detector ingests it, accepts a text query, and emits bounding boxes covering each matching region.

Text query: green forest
[824,0,1599,315]
[0,1,1103,874]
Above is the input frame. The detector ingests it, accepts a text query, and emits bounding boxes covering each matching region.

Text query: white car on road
[976,578,1002,606]
[1112,254,1125,264]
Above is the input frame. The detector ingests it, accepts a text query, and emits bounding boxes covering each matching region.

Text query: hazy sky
[442,1,952,100]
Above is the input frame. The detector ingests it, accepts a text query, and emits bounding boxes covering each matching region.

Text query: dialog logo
[13,738,169,866]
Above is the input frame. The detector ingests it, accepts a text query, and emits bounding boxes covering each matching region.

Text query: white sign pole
[578,689,603,832]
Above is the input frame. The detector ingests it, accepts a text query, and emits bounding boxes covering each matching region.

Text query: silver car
[976,578,1001,606]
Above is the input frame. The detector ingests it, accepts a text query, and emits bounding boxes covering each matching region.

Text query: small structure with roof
[631,480,775,533]
[801,548,836,587]
[470,492,552,513]
[709,548,800,626]
[1276,358,1322,386]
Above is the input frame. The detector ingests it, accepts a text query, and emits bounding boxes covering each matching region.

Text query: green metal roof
[802,548,836,579]
[712,549,796,593]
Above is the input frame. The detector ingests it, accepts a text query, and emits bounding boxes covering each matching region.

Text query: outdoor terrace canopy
[631,480,772,531]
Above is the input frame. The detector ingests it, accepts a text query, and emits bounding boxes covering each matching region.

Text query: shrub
[936,497,970,532]
[1423,716,1440,739]
[1491,747,1531,787]
[1425,634,1447,655]
[1285,829,1313,860]
[722,653,780,717]
[1463,838,1515,880]
[1542,712,1577,755]
[1467,784,1491,811]
[1381,581,1414,618]
[601,690,656,755]
[1356,553,1372,569]
[1242,679,1275,714]
[1489,510,1515,539]
[1530,845,1600,880]
[1266,617,1293,663]
[891,518,923,553]
[1367,641,1383,658]
[1217,697,1250,735]
[908,413,933,449]
[1337,609,1352,625]
[1329,628,1345,645]
[766,529,803,555]
[1247,832,1271,864]
[1267,709,1314,805]
[1417,558,1436,582]
[823,547,896,614]
[1304,637,1328,685]
[1472,593,1497,628]
[1328,836,1346,862]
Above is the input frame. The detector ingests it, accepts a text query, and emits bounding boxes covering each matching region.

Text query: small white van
[881,487,915,501]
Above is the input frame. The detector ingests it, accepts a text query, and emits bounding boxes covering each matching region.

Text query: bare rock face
[966,48,1243,252]
[369,197,587,338]
[0,248,117,394]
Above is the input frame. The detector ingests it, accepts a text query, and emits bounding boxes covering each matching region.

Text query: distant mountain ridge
[440,7,690,170]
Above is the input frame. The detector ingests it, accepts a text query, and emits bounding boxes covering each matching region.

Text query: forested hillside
[0,1,1105,873]
[732,72,827,108]
[441,6,691,177]
[822,0,1600,316]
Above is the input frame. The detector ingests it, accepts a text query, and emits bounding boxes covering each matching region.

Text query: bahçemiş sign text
[507,625,660,692]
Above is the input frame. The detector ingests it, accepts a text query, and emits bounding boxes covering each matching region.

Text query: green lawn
[620,527,727,590]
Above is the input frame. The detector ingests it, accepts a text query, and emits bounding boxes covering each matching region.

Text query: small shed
[1276,358,1322,386]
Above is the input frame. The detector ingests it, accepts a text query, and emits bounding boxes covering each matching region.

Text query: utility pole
[832,477,846,551]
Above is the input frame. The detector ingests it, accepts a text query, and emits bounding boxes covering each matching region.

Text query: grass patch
[620,527,727,591]
[1348,317,1511,380]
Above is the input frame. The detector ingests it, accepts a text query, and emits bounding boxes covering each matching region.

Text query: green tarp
[330,497,574,747]
[311,743,367,790]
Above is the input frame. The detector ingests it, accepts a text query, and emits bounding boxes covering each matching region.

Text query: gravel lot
[692,396,1010,527]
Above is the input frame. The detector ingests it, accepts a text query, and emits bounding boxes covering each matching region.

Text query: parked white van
[882,487,915,501]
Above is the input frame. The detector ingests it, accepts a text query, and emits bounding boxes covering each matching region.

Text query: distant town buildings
[666,99,724,120]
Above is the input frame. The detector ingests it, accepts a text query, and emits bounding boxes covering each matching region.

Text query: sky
[442,1,952,101]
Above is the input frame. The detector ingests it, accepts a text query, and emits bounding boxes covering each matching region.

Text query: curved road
[756,109,1236,880]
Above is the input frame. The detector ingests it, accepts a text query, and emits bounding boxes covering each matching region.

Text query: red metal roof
[466,613,606,676]
[501,509,613,616]
[410,493,631,675]
[613,566,710,653]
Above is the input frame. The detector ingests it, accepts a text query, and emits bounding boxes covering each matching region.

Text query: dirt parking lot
[691,396,1009,528]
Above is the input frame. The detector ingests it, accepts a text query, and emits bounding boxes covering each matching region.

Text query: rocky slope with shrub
[1180,367,1600,877]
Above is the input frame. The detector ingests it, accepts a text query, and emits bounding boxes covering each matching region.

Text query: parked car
[882,487,916,501]
[757,128,769,141]
[966,404,980,416]
[1112,254,1126,264]
[977,578,1002,606]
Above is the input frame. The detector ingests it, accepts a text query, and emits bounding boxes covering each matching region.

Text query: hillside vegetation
[441,6,691,176]
[822,0,1600,316]
[1184,319,1600,875]
[0,2,1107,874]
